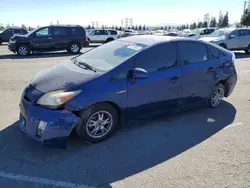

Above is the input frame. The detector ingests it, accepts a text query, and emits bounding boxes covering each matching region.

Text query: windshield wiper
[72,58,97,72]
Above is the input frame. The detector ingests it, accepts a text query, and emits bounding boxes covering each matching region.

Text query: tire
[17,44,30,56]
[76,103,119,143]
[208,83,225,108]
[219,43,227,49]
[0,40,2,45]
[106,38,114,43]
[245,45,250,54]
[68,42,81,54]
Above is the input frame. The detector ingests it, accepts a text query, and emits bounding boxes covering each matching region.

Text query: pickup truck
[87,29,118,43]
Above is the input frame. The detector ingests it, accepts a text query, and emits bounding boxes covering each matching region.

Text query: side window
[200,30,207,35]
[53,27,67,36]
[14,29,22,34]
[109,30,117,35]
[136,42,177,73]
[4,29,13,34]
[70,27,85,36]
[180,42,208,65]
[94,30,101,35]
[100,30,109,35]
[35,28,50,37]
[229,30,239,37]
[208,29,215,34]
[207,44,220,59]
[239,30,250,36]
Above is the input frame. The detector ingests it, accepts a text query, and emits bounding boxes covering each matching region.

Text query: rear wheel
[17,44,30,56]
[245,45,250,54]
[208,83,225,108]
[68,43,81,54]
[76,103,119,143]
[106,38,114,43]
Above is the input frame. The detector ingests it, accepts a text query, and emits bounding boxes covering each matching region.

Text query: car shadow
[0,43,8,46]
[234,52,250,59]
[0,51,82,60]
[0,101,236,188]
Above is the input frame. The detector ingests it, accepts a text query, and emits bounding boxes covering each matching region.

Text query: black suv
[8,25,89,56]
[0,27,28,44]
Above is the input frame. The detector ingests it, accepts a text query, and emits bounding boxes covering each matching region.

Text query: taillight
[232,53,236,66]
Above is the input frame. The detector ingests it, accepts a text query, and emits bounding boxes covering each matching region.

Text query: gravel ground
[0,43,250,188]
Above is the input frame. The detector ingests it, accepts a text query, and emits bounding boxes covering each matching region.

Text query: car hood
[31,60,103,93]
[11,34,28,40]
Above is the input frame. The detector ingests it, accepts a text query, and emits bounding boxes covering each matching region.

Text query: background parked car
[187,28,216,39]
[200,28,250,54]
[8,25,89,56]
[0,27,28,44]
[87,29,118,43]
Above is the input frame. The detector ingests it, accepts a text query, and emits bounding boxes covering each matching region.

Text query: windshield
[76,40,147,72]
[210,29,233,37]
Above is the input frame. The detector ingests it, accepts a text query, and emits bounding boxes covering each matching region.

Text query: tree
[218,11,224,28]
[21,24,27,30]
[128,26,131,29]
[87,25,91,29]
[164,25,168,30]
[186,24,189,29]
[241,9,250,26]
[111,25,114,29]
[131,25,134,30]
[0,23,4,30]
[210,17,217,27]
[119,26,122,31]
[197,21,203,28]
[203,21,208,28]
[135,25,138,30]
[168,25,171,30]
[160,26,164,30]
[138,25,142,30]
[222,12,229,27]
[143,25,146,30]
[115,26,118,30]
[190,22,197,29]
[91,25,95,29]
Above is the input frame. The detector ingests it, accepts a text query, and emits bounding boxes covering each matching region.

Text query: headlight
[36,90,81,109]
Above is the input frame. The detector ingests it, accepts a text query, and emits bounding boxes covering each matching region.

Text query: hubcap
[211,88,224,107]
[18,47,28,55]
[86,111,113,138]
[71,44,79,53]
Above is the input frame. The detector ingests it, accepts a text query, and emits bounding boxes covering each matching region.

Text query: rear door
[51,27,68,49]
[127,42,182,117]
[32,27,53,50]
[179,41,218,107]
[239,29,250,49]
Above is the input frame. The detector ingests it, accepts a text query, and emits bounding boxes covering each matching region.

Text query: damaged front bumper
[19,96,80,148]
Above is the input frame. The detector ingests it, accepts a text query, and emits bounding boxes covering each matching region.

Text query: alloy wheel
[71,44,79,53]
[18,47,28,56]
[211,88,224,107]
[86,111,113,138]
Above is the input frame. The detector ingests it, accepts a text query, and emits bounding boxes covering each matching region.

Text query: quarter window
[207,44,220,59]
[70,27,85,36]
[180,42,208,65]
[135,42,177,73]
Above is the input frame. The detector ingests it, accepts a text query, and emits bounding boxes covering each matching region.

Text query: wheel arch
[216,80,230,97]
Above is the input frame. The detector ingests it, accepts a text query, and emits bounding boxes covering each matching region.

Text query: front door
[127,42,182,118]
[178,41,218,107]
[32,27,53,50]
[227,30,241,50]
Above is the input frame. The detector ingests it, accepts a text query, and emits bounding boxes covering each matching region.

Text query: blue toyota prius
[19,35,237,147]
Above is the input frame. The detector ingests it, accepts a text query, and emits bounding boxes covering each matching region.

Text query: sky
[0,0,244,27]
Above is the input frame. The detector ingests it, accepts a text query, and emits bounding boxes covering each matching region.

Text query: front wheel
[209,83,225,108]
[17,44,30,56]
[76,103,119,143]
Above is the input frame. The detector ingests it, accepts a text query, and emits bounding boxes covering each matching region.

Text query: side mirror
[229,35,236,39]
[131,68,148,79]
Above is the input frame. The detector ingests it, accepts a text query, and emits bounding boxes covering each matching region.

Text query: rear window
[69,27,85,36]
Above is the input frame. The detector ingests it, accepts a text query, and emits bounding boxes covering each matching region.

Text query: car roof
[118,35,199,46]
[48,25,82,28]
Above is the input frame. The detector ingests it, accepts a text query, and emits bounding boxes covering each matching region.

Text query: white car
[87,29,118,43]
[187,28,216,39]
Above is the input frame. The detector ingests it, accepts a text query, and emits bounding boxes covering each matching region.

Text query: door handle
[206,67,215,73]
[169,76,180,82]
